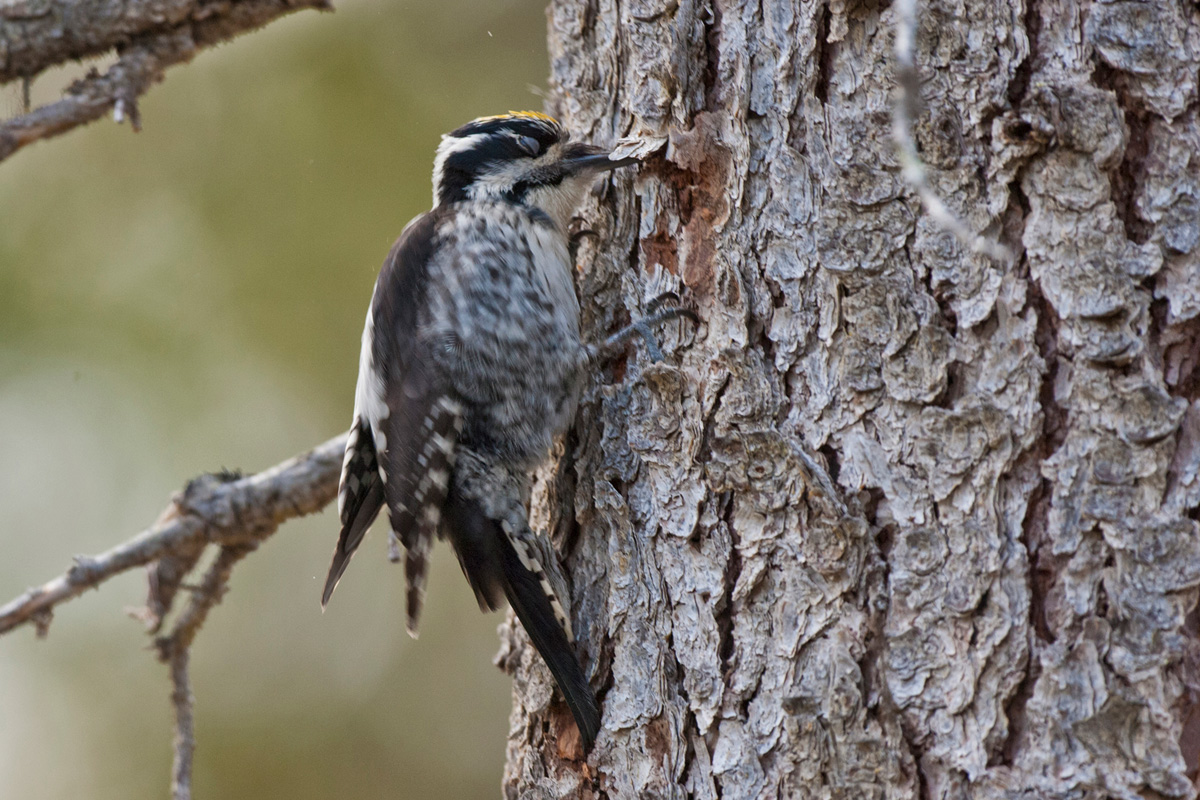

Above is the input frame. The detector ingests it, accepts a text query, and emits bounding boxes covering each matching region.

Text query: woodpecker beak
[563,144,639,174]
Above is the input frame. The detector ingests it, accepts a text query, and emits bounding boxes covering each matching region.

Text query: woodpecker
[322,111,694,751]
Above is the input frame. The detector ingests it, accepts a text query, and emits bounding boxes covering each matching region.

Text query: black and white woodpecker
[321,112,693,751]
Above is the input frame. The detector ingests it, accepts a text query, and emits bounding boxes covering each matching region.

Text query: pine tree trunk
[498,0,1200,796]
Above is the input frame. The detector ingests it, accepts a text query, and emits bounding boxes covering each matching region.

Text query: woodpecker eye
[515,135,541,156]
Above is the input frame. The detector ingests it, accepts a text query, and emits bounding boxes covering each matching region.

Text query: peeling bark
[498,0,1200,797]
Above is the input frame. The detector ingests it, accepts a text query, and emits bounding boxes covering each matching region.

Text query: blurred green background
[0,1,549,796]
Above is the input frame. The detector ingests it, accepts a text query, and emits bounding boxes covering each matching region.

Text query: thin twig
[156,543,256,799]
[168,648,195,800]
[157,544,258,657]
[892,0,1012,263]
[145,541,208,634]
[0,434,345,636]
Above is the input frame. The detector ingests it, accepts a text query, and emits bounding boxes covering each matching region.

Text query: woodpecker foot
[598,292,698,363]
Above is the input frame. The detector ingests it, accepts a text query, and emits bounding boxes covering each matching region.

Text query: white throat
[522,177,590,231]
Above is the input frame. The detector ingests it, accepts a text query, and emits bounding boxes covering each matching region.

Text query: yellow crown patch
[473,110,560,126]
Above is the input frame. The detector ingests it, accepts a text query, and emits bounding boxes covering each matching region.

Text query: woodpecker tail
[322,479,383,607]
[443,489,601,751]
[499,533,601,751]
[323,418,386,608]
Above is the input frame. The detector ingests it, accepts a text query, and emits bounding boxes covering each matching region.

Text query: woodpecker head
[431,111,636,229]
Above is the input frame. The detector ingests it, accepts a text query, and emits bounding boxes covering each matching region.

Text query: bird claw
[633,320,667,363]
[645,291,700,325]
[598,293,698,364]
[645,291,681,315]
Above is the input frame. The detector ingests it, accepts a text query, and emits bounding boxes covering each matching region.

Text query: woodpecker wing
[381,361,464,637]
[323,209,462,628]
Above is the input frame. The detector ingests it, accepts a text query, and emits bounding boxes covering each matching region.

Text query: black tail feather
[322,480,385,608]
[442,492,507,615]
[443,492,600,750]
[497,535,601,750]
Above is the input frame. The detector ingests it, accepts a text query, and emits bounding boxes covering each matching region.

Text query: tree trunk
[499,0,1200,797]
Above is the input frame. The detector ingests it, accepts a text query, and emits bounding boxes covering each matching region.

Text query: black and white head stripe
[447,111,561,142]
[432,112,564,205]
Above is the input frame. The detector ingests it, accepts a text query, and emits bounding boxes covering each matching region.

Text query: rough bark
[498,0,1200,798]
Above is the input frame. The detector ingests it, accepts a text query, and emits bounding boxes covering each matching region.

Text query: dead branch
[0,433,343,797]
[0,0,331,164]
[1,0,259,84]
[0,433,344,637]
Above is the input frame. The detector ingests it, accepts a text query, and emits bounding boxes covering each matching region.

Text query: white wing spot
[428,468,449,490]
[509,537,537,572]
[544,581,573,641]
[439,398,465,415]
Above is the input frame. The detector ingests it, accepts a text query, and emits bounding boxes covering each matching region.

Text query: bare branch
[0,432,343,798]
[891,0,1013,263]
[0,0,330,164]
[0,433,345,637]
